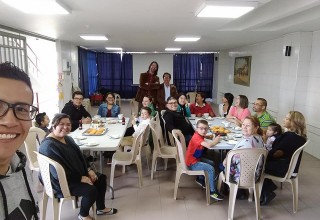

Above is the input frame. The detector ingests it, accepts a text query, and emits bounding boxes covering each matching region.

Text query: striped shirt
[255,111,275,129]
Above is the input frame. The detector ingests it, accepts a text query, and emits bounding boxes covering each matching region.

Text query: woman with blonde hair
[261,111,307,205]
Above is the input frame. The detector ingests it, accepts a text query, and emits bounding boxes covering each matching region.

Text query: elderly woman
[97,92,120,117]
[39,113,117,220]
[226,95,251,126]
[177,93,191,117]
[190,92,216,117]
[261,111,307,205]
[219,93,234,117]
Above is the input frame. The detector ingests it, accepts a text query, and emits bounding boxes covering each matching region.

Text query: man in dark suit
[156,72,178,111]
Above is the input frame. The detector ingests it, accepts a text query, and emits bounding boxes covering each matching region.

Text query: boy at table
[185,119,224,201]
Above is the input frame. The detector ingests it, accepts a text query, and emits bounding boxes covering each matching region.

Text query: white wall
[216,31,320,159]
[132,54,173,84]
[56,40,79,111]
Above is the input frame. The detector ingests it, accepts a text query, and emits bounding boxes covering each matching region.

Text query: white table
[69,117,129,173]
[189,117,243,160]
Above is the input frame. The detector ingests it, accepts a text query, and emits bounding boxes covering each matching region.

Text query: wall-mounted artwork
[234,56,252,86]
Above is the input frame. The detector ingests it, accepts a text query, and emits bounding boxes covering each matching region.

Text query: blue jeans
[189,161,216,193]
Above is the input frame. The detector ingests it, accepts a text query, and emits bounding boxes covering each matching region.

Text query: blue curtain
[173,53,214,98]
[120,53,137,98]
[173,54,201,94]
[97,53,122,94]
[78,47,97,97]
[200,54,214,98]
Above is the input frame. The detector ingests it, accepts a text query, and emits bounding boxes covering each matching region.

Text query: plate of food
[210,126,231,136]
[83,128,108,136]
[227,140,238,145]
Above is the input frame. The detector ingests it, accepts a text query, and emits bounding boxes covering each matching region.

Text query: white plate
[84,142,99,147]
[233,134,242,138]
[215,117,225,119]
[108,134,121,139]
[227,140,238,145]
[234,126,242,131]
[74,136,87,140]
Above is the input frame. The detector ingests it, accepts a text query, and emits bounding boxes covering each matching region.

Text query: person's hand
[145,82,149,85]
[82,117,91,124]
[88,170,98,183]
[196,113,202,117]
[81,176,93,185]
[131,118,136,126]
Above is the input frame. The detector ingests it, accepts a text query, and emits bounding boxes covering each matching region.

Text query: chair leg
[248,188,253,202]
[291,178,299,213]
[217,172,224,193]
[151,152,157,180]
[173,169,182,200]
[203,172,211,205]
[41,192,48,220]
[122,165,126,173]
[136,159,143,187]
[228,183,238,220]
[164,158,168,170]
[52,198,59,220]
[110,161,116,188]
[254,184,261,220]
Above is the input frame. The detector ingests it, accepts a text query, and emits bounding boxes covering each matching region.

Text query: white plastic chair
[264,140,309,213]
[172,129,210,205]
[217,148,268,220]
[186,92,197,104]
[130,98,139,117]
[36,152,96,220]
[149,120,177,180]
[114,93,121,109]
[25,127,46,172]
[109,129,145,189]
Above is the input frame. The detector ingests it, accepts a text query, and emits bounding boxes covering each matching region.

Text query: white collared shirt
[164,84,171,101]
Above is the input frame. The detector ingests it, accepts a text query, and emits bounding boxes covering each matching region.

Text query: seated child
[265,123,282,151]
[185,119,224,201]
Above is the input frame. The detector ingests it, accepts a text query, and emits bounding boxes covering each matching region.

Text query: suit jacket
[156,83,178,110]
[135,72,160,103]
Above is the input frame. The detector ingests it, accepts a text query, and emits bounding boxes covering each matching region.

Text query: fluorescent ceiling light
[196,1,257,18]
[165,48,181,51]
[175,37,200,42]
[80,35,108,41]
[105,47,122,51]
[2,0,70,15]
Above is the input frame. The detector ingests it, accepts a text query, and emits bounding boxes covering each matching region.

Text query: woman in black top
[39,113,117,220]
[261,111,307,205]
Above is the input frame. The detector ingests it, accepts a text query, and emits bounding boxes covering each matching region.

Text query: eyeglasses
[0,99,38,121]
[253,103,263,106]
[197,127,209,131]
[73,97,83,101]
[167,101,177,105]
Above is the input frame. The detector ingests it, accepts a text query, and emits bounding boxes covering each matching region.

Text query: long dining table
[69,117,129,174]
[188,116,243,160]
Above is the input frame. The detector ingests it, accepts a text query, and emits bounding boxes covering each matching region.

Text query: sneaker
[210,191,224,201]
[195,178,206,189]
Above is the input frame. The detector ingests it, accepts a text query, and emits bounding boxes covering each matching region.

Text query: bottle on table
[79,120,83,130]
[122,116,125,125]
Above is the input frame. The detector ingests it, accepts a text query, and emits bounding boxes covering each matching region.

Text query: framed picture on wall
[234,56,252,86]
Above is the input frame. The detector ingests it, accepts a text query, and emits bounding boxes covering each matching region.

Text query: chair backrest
[186,92,197,104]
[114,93,121,108]
[25,127,46,170]
[160,110,174,145]
[172,129,187,170]
[130,129,145,162]
[141,125,150,147]
[130,99,139,116]
[284,140,309,179]
[149,120,165,155]
[225,148,268,187]
[35,152,72,199]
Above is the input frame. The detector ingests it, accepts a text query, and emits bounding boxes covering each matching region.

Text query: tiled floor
[36,101,320,220]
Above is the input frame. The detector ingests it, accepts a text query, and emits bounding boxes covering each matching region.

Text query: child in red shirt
[186,119,223,200]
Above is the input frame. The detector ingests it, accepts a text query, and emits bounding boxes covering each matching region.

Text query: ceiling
[1,0,320,52]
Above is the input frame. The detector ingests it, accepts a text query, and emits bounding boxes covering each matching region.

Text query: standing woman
[219,93,234,117]
[39,113,117,220]
[135,61,160,104]
[98,92,120,117]
[177,93,191,117]
[261,111,307,205]
[226,95,251,126]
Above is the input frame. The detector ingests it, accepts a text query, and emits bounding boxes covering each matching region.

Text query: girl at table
[39,113,117,220]
[226,95,251,127]
[97,92,120,117]
[190,92,215,117]
[219,93,234,117]
[177,93,191,117]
